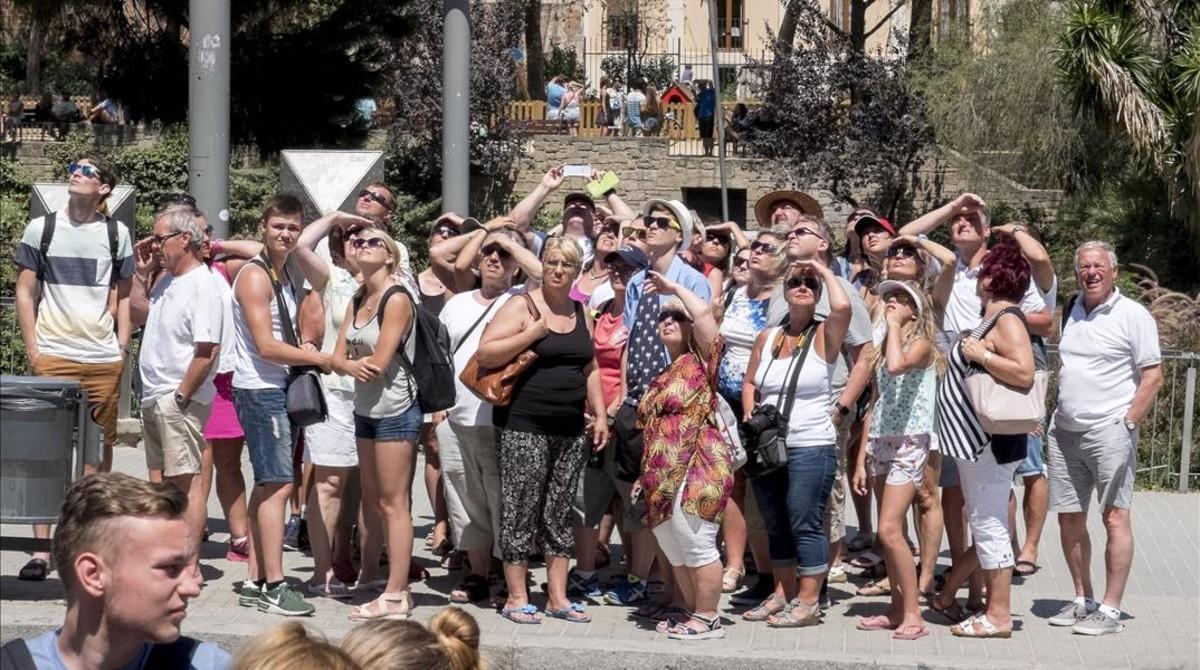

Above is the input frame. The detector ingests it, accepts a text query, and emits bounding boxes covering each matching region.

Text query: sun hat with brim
[754,190,822,228]
[641,198,695,250]
[876,279,925,317]
[853,214,897,238]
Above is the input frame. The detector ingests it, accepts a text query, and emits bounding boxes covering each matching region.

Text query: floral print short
[866,434,930,487]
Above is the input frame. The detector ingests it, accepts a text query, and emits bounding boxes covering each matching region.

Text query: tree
[11,0,76,94]
[907,0,933,63]
[1055,0,1200,248]
[525,0,545,99]
[751,0,930,216]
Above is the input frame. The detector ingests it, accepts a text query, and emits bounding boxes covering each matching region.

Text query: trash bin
[0,375,91,524]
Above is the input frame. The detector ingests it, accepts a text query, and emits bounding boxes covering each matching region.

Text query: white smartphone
[562,164,592,178]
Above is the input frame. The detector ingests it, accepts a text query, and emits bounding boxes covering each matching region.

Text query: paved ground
[2,444,1197,669]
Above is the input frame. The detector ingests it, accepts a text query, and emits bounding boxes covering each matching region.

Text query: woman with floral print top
[631,270,733,641]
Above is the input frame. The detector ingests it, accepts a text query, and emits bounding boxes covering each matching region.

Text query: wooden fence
[507,100,750,141]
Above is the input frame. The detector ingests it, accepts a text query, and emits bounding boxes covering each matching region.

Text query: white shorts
[651,490,721,568]
[304,389,359,467]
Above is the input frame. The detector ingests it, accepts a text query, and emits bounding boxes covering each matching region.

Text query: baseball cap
[604,245,649,271]
[854,213,897,238]
[876,279,926,317]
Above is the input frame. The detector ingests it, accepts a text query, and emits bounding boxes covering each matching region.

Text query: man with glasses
[604,198,711,607]
[134,205,225,553]
[759,190,874,599]
[1046,241,1161,636]
[13,156,134,582]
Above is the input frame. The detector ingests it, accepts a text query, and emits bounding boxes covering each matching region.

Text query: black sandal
[450,574,491,603]
[18,558,48,581]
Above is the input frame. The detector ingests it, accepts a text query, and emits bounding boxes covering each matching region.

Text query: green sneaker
[257,581,315,616]
[238,582,261,607]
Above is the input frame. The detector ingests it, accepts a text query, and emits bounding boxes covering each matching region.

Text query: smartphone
[586,171,620,199]
[562,164,592,178]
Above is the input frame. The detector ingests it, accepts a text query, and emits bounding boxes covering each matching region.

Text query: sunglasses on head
[481,243,512,260]
[432,225,459,238]
[785,275,821,292]
[705,232,730,245]
[68,162,103,180]
[657,309,691,325]
[352,237,386,250]
[887,245,918,259]
[645,216,681,232]
[164,192,198,207]
[358,189,395,211]
[621,226,647,240]
[750,240,776,254]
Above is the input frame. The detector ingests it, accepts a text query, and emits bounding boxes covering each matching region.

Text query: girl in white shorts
[852,280,942,641]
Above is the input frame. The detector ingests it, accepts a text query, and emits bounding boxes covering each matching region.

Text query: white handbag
[965,370,1049,434]
[713,394,748,470]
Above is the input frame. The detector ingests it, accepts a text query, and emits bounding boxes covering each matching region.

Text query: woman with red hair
[929,239,1036,639]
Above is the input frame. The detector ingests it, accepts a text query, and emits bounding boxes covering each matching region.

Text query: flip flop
[18,558,48,581]
[893,624,930,641]
[1014,560,1040,576]
[545,602,592,623]
[500,603,542,624]
[856,614,897,631]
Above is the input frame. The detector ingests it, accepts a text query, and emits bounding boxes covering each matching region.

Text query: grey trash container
[1,375,92,524]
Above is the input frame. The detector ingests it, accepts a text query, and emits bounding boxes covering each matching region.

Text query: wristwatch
[174,392,190,411]
[1011,224,1026,234]
[1123,417,1137,431]
[836,404,851,417]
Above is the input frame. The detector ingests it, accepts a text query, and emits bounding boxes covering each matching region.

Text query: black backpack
[356,284,456,413]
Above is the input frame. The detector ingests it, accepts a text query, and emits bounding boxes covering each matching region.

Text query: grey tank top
[345,288,417,418]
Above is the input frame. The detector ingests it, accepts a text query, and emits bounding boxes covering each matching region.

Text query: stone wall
[509,136,1063,230]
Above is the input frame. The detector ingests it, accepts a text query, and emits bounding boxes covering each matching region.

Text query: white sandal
[951,614,1012,639]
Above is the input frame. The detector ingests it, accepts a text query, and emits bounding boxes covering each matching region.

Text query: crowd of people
[6,156,1163,666]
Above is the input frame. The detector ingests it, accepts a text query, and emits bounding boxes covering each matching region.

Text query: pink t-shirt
[593,310,629,406]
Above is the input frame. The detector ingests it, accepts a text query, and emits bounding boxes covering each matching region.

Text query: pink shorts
[866,434,929,487]
[203,372,244,440]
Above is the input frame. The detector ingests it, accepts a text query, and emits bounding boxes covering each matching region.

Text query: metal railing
[1,297,1195,490]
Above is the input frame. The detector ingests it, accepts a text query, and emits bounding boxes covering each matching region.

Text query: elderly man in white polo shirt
[1046,240,1162,636]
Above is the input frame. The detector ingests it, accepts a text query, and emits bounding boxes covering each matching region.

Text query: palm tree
[1056,0,1200,245]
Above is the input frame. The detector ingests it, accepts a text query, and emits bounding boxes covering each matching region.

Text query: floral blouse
[636,337,735,527]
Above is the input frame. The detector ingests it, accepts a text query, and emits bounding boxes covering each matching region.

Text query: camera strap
[775,321,820,421]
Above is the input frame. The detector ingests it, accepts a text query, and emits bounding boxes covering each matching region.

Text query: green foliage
[544,46,586,85]
[600,54,678,90]
[228,168,280,238]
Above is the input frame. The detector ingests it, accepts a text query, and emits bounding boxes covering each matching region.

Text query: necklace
[588,266,610,281]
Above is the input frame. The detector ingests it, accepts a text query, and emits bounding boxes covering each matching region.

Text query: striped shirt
[935,307,1021,461]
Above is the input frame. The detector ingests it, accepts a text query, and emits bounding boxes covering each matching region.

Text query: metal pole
[1179,364,1196,493]
[705,0,729,222]
[188,0,231,238]
[442,0,471,215]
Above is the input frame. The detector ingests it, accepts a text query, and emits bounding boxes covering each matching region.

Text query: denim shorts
[354,404,422,441]
[233,387,294,485]
[1015,433,1046,478]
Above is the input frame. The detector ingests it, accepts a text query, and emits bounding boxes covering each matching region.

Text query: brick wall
[509,136,1063,231]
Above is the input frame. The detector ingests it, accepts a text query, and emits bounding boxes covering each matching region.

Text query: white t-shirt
[441,287,521,426]
[14,211,134,363]
[210,265,237,374]
[139,264,224,405]
[1054,288,1161,431]
[942,255,1046,339]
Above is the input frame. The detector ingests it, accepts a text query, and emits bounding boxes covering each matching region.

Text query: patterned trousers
[497,428,589,564]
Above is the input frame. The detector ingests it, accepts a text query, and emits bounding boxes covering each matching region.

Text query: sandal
[431,538,454,557]
[850,550,883,569]
[847,532,875,553]
[927,597,969,625]
[501,603,542,624]
[666,613,725,640]
[856,579,892,597]
[766,599,823,628]
[409,563,430,581]
[654,607,691,632]
[545,602,592,623]
[856,614,897,631]
[349,591,413,621]
[721,566,746,593]
[18,558,49,582]
[742,593,787,622]
[1014,559,1040,576]
[951,614,1012,639]
[449,574,490,604]
[633,600,669,620]
[893,624,930,641]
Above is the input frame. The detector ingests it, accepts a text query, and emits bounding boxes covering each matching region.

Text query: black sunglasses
[164,192,198,207]
[151,231,185,245]
[432,225,459,238]
[787,227,819,240]
[705,232,730,245]
[750,241,776,254]
[887,245,918,259]
[785,275,821,292]
[645,216,680,232]
[657,309,691,325]
[733,255,750,268]
[358,189,395,211]
[481,243,512,260]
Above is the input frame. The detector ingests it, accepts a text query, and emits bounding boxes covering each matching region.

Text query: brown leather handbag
[459,293,541,406]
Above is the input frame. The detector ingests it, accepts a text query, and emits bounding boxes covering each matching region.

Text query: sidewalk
[2,444,1197,669]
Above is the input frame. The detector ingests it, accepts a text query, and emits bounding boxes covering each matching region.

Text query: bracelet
[982,350,994,366]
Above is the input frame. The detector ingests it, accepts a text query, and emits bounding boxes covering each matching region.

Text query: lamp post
[442,0,471,215]
[188,0,231,237]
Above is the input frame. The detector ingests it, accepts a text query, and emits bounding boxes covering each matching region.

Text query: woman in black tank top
[476,236,609,625]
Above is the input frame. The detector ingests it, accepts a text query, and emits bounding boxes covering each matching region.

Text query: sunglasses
[358,189,395,211]
[352,237,386,250]
[151,231,185,245]
[657,309,691,325]
[203,225,214,236]
[787,227,819,240]
[432,225,459,238]
[68,162,103,180]
[481,243,512,260]
[645,216,681,232]
[750,241,776,254]
[610,262,636,276]
[599,223,620,237]
[705,232,731,245]
[785,275,821,292]
[733,256,750,268]
[621,226,647,240]
[886,245,918,260]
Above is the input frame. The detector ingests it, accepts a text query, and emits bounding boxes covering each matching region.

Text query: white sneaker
[827,564,848,584]
[1048,600,1094,627]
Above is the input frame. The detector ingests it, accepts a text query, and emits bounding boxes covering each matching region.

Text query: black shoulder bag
[740,321,820,478]
[252,254,327,427]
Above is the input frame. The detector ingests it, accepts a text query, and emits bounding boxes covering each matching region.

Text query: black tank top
[494,303,595,436]
[419,289,447,317]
